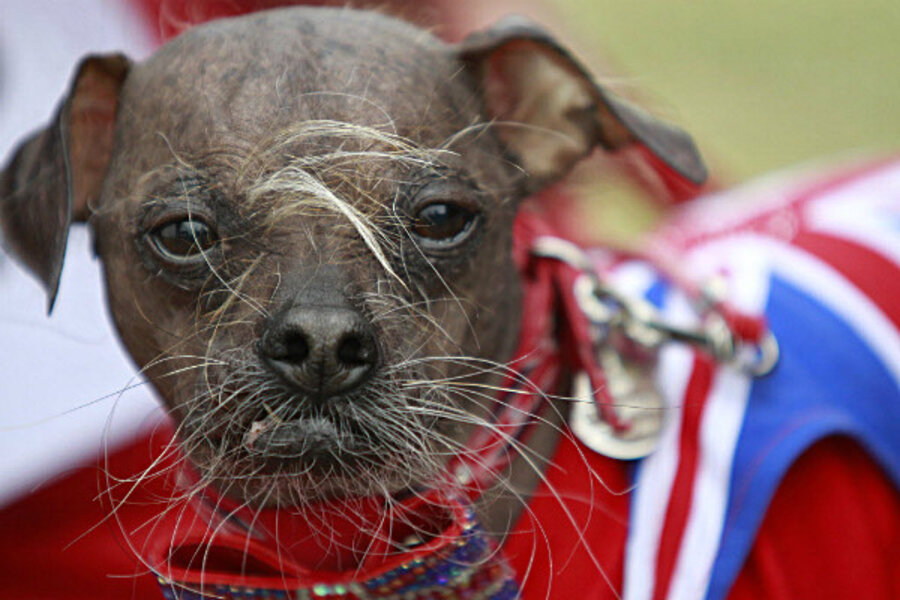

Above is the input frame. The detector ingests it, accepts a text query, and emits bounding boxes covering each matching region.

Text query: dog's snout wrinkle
[260,305,378,398]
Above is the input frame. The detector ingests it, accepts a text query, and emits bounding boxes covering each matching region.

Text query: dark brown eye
[412,202,476,243]
[150,218,217,262]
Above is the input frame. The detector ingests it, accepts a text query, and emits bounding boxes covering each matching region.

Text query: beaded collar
[151,486,519,600]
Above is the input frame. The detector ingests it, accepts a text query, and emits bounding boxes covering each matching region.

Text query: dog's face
[1,8,703,507]
[95,11,526,505]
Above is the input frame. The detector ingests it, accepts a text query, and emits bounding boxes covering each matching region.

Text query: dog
[1,6,897,600]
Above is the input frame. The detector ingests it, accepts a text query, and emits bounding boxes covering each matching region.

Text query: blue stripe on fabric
[704,275,900,600]
[644,278,670,309]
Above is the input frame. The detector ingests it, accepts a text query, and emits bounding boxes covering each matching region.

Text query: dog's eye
[150,218,218,261]
[412,202,477,243]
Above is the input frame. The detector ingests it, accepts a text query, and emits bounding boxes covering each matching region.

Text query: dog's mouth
[185,397,382,470]
[175,367,453,505]
[239,409,368,470]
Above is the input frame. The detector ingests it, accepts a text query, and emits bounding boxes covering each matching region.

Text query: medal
[569,355,665,460]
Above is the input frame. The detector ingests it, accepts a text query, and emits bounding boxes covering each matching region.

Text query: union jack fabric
[504,157,900,600]
[622,156,900,600]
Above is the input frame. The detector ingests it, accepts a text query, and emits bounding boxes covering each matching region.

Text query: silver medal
[569,349,666,460]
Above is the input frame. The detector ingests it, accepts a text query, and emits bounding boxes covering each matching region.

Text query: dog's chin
[180,410,442,508]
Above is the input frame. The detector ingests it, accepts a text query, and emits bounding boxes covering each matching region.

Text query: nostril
[262,328,309,363]
[337,334,374,366]
[281,331,309,363]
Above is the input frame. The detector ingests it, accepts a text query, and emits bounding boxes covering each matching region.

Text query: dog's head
[0,8,703,507]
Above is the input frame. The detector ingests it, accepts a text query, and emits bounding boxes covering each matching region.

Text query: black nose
[259,305,378,397]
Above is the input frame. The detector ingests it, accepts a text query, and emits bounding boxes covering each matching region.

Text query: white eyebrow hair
[243,119,459,288]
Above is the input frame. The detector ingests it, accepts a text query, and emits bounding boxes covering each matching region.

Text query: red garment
[729,437,900,600]
[0,428,896,598]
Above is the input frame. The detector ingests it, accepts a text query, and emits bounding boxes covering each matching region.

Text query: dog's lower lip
[242,414,348,460]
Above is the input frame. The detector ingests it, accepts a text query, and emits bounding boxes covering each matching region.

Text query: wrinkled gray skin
[0,7,703,536]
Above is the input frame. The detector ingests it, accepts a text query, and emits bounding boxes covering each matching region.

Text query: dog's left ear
[0,54,130,312]
[458,17,706,191]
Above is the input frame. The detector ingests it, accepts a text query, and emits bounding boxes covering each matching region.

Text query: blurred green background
[546,0,900,236]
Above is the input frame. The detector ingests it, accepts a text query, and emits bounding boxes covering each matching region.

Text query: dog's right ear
[458,17,705,195]
[0,54,130,312]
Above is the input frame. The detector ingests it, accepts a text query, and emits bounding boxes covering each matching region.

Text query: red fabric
[728,436,900,600]
[154,487,480,590]
[0,427,172,599]
[2,431,896,598]
[792,231,900,329]
[503,432,631,599]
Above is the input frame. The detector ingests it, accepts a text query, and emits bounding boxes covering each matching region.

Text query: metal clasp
[532,236,780,376]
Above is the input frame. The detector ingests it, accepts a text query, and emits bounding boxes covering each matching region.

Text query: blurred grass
[548,1,900,238]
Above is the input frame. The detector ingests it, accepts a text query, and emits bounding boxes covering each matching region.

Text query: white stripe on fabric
[623,294,697,600]
[601,259,685,600]
[804,161,900,266]
[606,260,664,298]
[665,238,771,600]
[666,367,752,600]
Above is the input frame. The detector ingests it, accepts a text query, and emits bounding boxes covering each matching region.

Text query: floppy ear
[0,54,130,312]
[458,17,706,193]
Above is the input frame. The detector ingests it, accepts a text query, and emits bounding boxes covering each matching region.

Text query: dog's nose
[259,306,378,397]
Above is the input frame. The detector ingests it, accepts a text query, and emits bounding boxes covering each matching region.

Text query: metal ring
[747,330,780,376]
[618,295,668,350]
[573,273,614,324]
[531,236,595,272]
[702,312,737,364]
